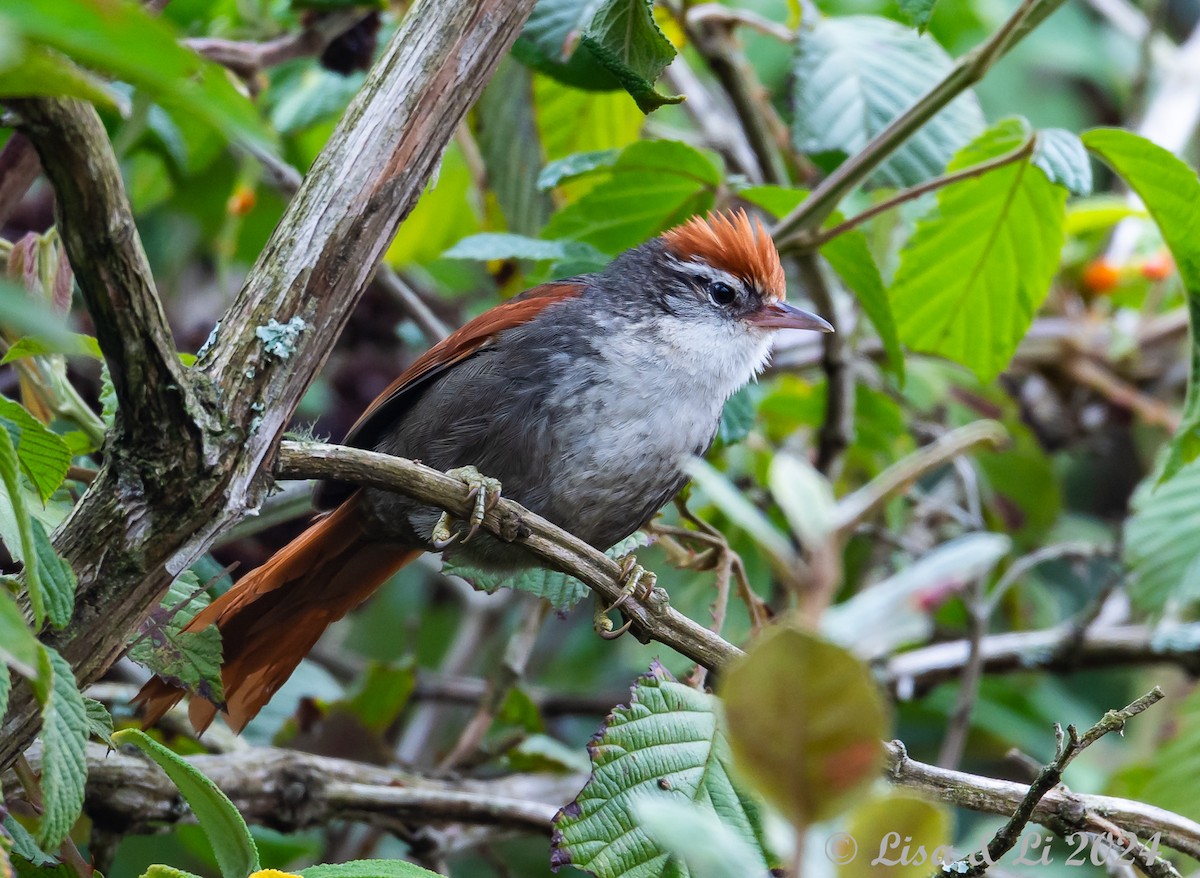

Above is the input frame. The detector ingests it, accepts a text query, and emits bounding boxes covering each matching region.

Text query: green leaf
[127,572,225,707]
[537,149,621,190]
[513,0,620,92]
[634,798,765,878]
[0,396,71,504]
[720,624,889,826]
[1083,128,1200,482]
[897,0,937,31]
[890,118,1067,380]
[769,453,836,547]
[442,233,608,266]
[3,816,55,868]
[444,532,648,611]
[4,0,273,149]
[343,662,415,733]
[792,16,985,188]
[475,58,552,236]
[579,0,682,113]
[29,647,88,849]
[533,74,645,164]
[0,663,9,720]
[111,729,260,878]
[552,663,770,877]
[716,387,755,446]
[83,697,114,746]
[1125,459,1200,612]
[0,590,40,679]
[29,519,74,629]
[0,428,44,628]
[0,42,123,109]
[300,861,443,878]
[821,229,904,381]
[1033,128,1092,196]
[139,866,206,878]
[686,458,796,568]
[1,334,103,364]
[0,280,79,348]
[542,139,721,254]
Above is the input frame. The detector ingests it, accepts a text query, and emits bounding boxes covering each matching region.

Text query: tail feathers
[133,496,418,733]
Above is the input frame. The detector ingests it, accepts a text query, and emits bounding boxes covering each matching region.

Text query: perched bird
[134,209,833,732]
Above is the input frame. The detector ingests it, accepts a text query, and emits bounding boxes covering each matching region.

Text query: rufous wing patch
[661,209,786,302]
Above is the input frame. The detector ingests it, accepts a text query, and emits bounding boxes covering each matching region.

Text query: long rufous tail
[133,495,419,733]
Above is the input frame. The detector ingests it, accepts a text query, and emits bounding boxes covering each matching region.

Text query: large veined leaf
[890,118,1067,380]
[1,0,272,149]
[29,647,88,849]
[552,663,771,877]
[513,0,617,91]
[791,16,985,188]
[534,75,644,164]
[0,396,70,503]
[1124,459,1200,612]
[720,625,888,827]
[542,140,722,254]
[1034,128,1093,197]
[1083,129,1200,483]
[112,729,260,878]
[127,571,225,706]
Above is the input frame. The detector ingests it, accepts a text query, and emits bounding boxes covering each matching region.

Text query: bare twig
[275,441,743,672]
[884,623,1200,699]
[946,689,1165,876]
[885,732,1200,862]
[185,11,370,79]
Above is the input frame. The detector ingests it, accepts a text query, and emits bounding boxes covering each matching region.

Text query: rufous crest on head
[661,209,786,302]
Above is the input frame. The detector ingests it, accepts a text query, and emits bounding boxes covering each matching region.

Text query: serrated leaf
[140,866,206,878]
[1083,129,1200,483]
[112,729,260,878]
[2,817,54,868]
[552,663,770,878]
[1033,128,1092,196]
[83,697,113,746]
[442,233,607,266]
[890,118,1066,380]
[579,0,682,113]
[128,570,225,705]
[0,397,70,504]
[0,429,45,628]
[897,0,937,31]
[721,625,888,827]
[513,0,619,92]
[792,16,985,188]
[542,140,721,254]
[98,364,118,428]
[299,861,442,878]
[821,228,904,381]
[29,519,73,629]
[1,334,102,365]
[1124,458,1200,612]
[29,647,87,849]
[4,0,273,150]
[538,149,621,190]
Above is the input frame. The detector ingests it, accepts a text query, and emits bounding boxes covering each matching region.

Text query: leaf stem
[772,0,1066,245]
[792,136,1037,250]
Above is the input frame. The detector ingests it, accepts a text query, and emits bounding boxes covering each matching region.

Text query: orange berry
[1139,250,1174,281]
[1082,258,1121,293]
[227,185,257,216]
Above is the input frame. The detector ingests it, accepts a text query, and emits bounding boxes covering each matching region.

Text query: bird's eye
[709,280,737,306]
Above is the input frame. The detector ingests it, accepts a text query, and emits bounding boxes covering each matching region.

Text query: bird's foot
[431,465,502,549]
[593,554,657,640]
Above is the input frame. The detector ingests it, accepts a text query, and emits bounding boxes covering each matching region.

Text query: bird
[133,209,833,733]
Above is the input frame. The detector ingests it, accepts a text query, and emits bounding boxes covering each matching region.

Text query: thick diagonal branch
[0,0,535,770]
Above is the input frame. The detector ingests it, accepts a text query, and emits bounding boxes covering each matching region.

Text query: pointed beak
[750,301,835,332]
